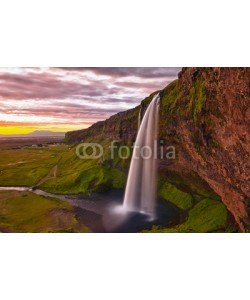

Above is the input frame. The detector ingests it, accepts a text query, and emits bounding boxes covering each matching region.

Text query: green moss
[159,171,220,202]
[145,198,228,233]
[184,198,227,231]
[188,75,206,119]
[0,190,89,233]
[75,166,125,193]
[158,80,186,139]
[225,226,239,233]
[158,180,194,210]
[161,80,182,114]
[141,90,160,107]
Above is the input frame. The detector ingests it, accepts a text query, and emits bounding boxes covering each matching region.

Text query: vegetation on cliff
[158,179,194,210]
[144,198,229,233]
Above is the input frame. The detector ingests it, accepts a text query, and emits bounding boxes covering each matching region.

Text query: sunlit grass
[144,198,228,233]
[0,190,89,233]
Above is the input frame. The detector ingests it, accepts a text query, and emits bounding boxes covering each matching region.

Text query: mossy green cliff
[64,67,250,232]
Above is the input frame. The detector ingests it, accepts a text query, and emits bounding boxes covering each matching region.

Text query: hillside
[65,67,250,231]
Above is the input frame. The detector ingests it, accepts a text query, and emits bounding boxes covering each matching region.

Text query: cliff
[65,67,250,231]
[65,90,159,144]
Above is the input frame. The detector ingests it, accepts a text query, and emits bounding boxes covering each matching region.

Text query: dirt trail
[34,164,58,187]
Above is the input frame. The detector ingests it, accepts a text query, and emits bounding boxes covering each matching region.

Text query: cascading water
[123,93,160,219]
[137,106,141,129]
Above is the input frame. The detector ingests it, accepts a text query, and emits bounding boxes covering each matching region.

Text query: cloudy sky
[0,67,181,134]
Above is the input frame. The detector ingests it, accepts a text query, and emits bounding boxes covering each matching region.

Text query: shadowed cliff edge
[65,68,250,232]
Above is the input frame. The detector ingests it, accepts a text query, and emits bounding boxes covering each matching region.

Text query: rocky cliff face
[65,67,250,231]
[65,92,158,144]
[159,68,250,231]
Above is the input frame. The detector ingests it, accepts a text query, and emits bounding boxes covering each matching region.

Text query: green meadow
[0,190,89,233]
[0,143,233,233]
[0,143,126,194]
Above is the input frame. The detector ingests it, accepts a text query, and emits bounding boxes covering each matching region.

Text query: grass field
[144,198,230,233]
[0,146,61,186]
[0,143,127,194]
[0,190,89,233]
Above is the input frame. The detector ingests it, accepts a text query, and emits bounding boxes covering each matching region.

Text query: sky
[0,67,181,134]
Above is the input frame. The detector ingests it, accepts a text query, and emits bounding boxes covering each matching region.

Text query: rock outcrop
[65,67,250,231]
[159,68,250,231]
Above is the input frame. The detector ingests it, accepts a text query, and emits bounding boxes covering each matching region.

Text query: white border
[0,1,249,299]
[0,234,249,300]
[0,0,249,66]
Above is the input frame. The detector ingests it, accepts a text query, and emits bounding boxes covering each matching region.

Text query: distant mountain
[27,130,65,137]
[0,130,65,138]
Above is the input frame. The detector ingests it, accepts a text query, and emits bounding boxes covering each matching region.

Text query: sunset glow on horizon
[0,124,89,135]
[0,67,180,135]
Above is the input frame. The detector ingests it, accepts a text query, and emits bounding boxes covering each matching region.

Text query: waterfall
[123,93,160,219]
[137,106,141,130]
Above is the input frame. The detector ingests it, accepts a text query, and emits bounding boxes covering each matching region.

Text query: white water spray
[123,93,160,219]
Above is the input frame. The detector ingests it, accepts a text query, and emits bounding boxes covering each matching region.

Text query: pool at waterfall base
[0,187,183,232]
